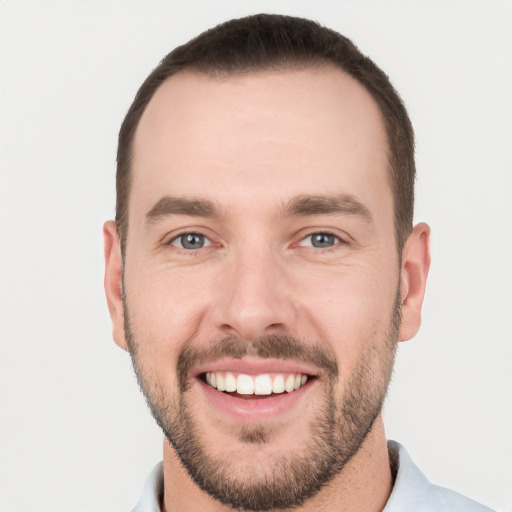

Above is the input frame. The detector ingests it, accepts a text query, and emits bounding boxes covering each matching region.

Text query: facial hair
[124,291,400,511]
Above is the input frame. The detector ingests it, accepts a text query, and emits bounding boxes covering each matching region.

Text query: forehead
[131,67,390,219]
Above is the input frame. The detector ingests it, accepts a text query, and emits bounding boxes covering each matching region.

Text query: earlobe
[399,223,431,342]
[103,220,128,351]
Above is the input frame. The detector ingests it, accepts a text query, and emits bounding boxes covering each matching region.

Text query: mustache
[177,334,339,392]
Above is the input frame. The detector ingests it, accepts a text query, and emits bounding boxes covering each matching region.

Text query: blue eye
[311,233,336,248]
[306,233,339,248]
[171,233,209,250]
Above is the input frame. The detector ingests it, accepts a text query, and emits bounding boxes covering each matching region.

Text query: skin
[104,67,430,511]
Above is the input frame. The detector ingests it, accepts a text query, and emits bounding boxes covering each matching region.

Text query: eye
[300,232,341,248]
[170,233,211,250]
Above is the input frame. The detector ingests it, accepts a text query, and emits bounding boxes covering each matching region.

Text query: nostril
[266,323,287,331]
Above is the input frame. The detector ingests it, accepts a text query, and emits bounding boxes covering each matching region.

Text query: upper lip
[192,357,319,378]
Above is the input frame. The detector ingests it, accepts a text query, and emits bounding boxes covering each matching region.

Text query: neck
[162,415,393,512]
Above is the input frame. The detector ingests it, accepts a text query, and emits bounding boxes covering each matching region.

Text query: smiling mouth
[202,371,312,398]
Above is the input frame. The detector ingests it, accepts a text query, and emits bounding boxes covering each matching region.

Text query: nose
[212,246,297,340]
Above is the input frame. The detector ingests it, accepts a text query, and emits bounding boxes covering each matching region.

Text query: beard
[124,291,400,511]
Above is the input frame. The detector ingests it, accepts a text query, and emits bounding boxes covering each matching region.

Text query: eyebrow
[145,193,372,224]
[145,196,222,223]
[281,194,372,222]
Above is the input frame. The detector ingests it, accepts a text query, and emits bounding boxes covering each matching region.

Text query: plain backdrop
[1,1,511,511]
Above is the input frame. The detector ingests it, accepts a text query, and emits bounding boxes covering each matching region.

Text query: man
[103,14,495,512]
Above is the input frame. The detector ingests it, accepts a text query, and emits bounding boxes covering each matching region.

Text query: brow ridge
[145,193,372,223]
[282,194,372,221]
[145,196,221,223]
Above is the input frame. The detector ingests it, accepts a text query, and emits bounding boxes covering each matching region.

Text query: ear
[103,220,128,350]
[399,223,431,342]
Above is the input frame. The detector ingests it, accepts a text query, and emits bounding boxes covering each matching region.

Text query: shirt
[131,441,496,511]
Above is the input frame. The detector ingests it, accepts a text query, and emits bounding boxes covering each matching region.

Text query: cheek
[124,265,217,350]
[292,263,398,365]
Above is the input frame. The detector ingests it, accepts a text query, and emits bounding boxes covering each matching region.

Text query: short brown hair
[116,14,415,252]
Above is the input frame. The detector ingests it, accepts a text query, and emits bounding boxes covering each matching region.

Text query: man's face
[111,68,404,509]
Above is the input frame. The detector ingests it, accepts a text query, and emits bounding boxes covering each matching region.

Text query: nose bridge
[215,241,294,339]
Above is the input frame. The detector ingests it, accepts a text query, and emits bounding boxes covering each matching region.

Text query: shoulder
[384,441,496,512]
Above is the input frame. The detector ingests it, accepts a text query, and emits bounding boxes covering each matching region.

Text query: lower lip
[198,378,314,422]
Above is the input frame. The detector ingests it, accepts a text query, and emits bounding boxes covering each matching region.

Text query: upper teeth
[205,372,308,395]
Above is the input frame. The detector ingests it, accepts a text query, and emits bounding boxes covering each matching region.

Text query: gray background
[1,1,511,511]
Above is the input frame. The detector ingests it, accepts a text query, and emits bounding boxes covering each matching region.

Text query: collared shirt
[131,441,496,512]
